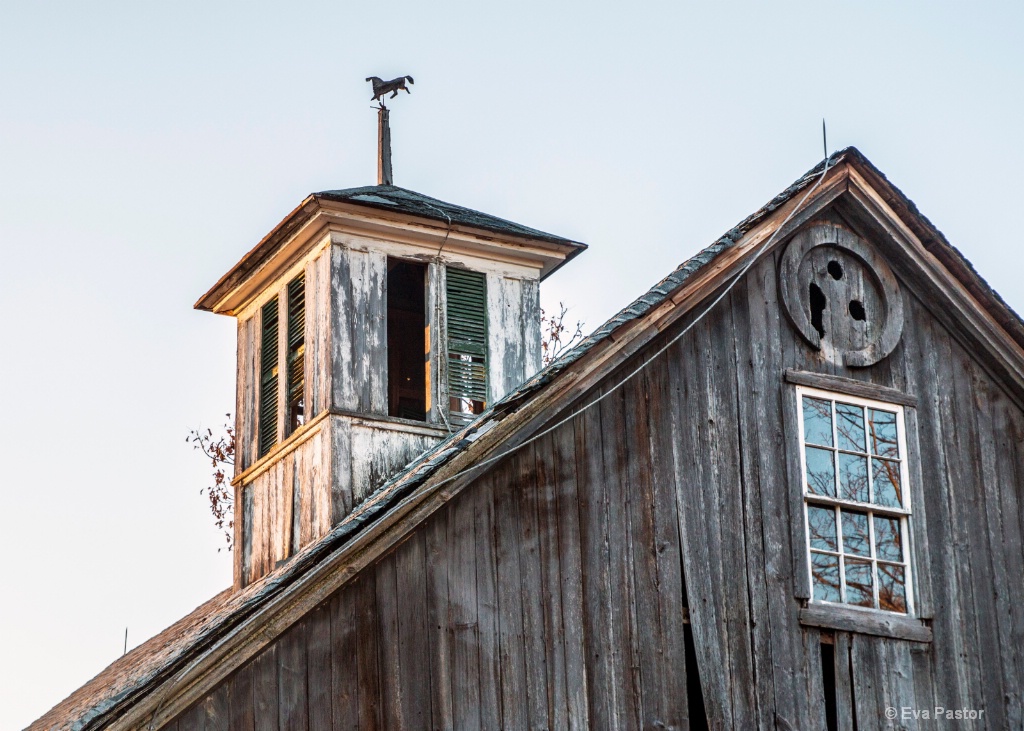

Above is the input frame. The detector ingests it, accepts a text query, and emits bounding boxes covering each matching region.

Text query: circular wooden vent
[779,223,904,367]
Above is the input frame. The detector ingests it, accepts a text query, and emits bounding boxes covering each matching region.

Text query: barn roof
[29,147,1024,731]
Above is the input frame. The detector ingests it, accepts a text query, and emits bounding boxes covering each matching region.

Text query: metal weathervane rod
[366,75,414,186]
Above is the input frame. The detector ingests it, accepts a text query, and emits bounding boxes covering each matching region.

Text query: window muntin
[797,387,913,615]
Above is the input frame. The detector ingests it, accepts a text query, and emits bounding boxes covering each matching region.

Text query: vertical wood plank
[832,633,855,731]
[329,581,359,730]
[573,397,618,728]
[227,663,255,731]
[473,477,503,729]
[241,485,254,587]
[772,245,823,731]
[494,457,528,729]
[278,620,309,731]
[642,362,689,729]
[331,245,355,412]
[252,644,279,731]
[424,499,454,730]
[396,532,432,729]
[354,572,382,730]
[992,393,1024,725]
[669,320,733,731]
[945,338,997,720]
[331,418,353,524]
[521,277,542,379]
[175,701,205,731]
[730,280,778,731]
[366,250,388,415]
[203,689,229,731]
[850,634,883,728]
[449,485,482,730]
[533,432,569,731]
[621,370,668,729]
[907,310,968,706]
[552,416,592,730]
[375,555,404,729]
[306,604,332,731]
[516,442,554,729]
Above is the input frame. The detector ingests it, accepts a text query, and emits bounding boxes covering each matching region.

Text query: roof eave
[194,195,320,313]
[195,193,587,315]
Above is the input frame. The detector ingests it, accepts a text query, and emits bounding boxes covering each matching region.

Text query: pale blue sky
[3,1,1023,727]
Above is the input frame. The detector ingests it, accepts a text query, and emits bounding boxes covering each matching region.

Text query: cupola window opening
[386,258,428,422]
[797,386,915,615]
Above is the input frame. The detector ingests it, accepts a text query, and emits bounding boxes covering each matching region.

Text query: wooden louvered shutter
[258,296,280,458]
[286,274,305,431]
[446,267,488,426]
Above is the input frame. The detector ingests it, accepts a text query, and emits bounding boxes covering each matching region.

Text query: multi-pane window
[798,387,914,614]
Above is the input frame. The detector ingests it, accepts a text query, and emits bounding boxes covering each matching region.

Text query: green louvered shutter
[258,297,280,458]
[286,274,306,431]
[446,267,487,426]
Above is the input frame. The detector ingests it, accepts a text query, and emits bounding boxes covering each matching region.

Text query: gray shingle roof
[316,185,581,246]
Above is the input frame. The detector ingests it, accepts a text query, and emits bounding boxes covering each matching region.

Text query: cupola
[197,182,585,587]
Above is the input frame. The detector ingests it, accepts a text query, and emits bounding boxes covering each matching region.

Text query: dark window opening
[828,260,844,280]
[820,640,838,731]
[387,259,428,422]
[683,623,709,731]
[287,274,306,433]
[848,299,866,322]
[446,267,488,426]
[809,281,827,340]
[258,297,280,458]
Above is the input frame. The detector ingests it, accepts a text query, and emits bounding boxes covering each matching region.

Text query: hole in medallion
[827,260,844,280]
[849,300,866,322]
[809,282,827,339]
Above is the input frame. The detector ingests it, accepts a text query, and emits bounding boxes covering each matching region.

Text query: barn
[29,147,1024,730]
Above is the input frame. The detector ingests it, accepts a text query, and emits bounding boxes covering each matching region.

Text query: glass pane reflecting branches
[800,391,911,614]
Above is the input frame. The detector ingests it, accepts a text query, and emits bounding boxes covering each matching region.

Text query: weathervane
[366,75,414,187]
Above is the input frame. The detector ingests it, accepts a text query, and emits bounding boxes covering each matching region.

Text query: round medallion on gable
[778,223,904,367]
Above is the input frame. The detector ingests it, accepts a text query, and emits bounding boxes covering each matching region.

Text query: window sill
[799,603,932,643]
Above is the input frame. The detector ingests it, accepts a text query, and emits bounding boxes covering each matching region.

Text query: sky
[2,1,1023,727]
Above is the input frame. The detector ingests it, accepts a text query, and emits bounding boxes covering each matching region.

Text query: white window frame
[796,385,916,616]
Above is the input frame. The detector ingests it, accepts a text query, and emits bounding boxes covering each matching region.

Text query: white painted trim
[796,384,916,617]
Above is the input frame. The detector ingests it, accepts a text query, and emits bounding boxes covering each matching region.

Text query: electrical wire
[421,200,456,432]
[423,154,836,492]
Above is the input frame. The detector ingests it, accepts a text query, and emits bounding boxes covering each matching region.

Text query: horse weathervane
[366,75,414,107]
[366,75,414,186]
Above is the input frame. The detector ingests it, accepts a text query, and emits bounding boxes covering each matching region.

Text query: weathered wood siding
[239,415,441,587]
[240,419,333,586]
[486,273,542,404]
[196,236,1024,728]
[331,244,388,416]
